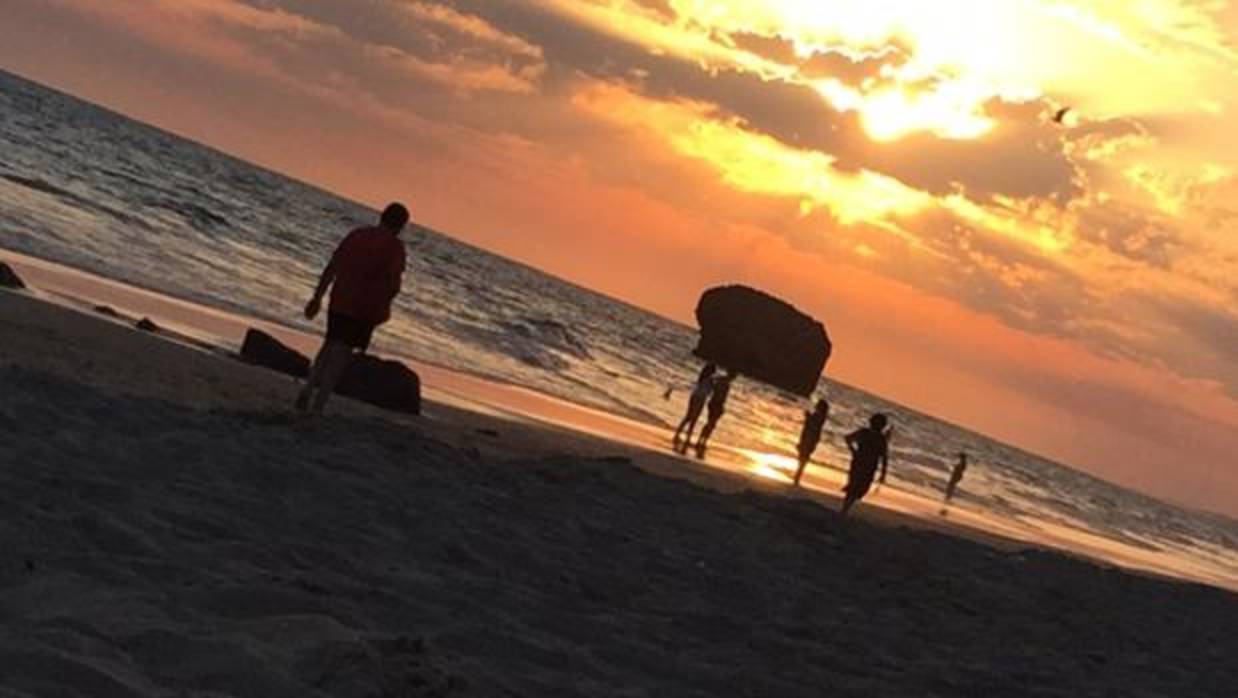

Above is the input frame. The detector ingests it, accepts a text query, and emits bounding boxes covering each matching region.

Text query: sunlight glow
[574,84,934,225]
[738,449,799,482]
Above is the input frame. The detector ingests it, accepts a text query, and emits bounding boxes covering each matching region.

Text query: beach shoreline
[2,272,1237,696]
[3,248,1235,592]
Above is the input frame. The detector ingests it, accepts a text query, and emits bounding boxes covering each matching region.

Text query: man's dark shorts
[326,312,375,351]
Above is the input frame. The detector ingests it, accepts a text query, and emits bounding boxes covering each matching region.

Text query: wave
[1,172,148,228]
[142,197,231,232]
[503,317,592,361]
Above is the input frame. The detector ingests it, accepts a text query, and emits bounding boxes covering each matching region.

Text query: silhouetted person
[792,398,830,486]
[673,362,716,452]
[841,413,891,516]
[944,452,968,504]
[694,368,736,458]
[296,203,410,414]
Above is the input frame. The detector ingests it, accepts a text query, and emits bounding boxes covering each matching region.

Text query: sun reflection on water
[737,448,799,483]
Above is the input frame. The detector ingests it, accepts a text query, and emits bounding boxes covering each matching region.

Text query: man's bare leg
[296,340,334,411]
[840,492,859,516]
[793,457,808,486]
[309,342,357,414]
[695,418,718,458]
[678,416,701,454]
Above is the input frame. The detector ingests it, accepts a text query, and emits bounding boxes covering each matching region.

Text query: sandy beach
[2,277,1237,697]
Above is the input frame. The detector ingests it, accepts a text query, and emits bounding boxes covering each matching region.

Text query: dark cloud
[240,0,1078,202]
[1137,295,1238,398]
[726,33,905,85]
[469,1,1079,200]
[727,32,799,65]
[628,0,676,20]
[799,47,899,84]
[840,99,1081,203]
[1074,202,1183,269]
[235,0,544,94]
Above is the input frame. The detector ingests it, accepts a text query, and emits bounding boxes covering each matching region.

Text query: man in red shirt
[296,202,409,414]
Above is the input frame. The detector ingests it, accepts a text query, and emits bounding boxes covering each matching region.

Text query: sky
[1,0,1236,513]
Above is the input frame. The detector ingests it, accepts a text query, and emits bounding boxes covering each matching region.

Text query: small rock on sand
[135,317,160,333]
[0,261,25,289]
[239,328,311,378]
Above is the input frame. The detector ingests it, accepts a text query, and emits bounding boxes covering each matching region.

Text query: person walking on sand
[694,368,736,459]
[792,398,830,486]
[296,202,410,414]
[943,452,968,504]
[673,362,717,453]
[841,413,891,516]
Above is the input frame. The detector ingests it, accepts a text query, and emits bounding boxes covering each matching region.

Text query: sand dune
[1,290,1236,697]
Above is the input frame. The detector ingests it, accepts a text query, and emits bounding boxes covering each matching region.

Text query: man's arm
[844,430,861,454]
[881,428,901,482]
[386,258,404,303]
[881,433,891,482]
[304,260,336,319]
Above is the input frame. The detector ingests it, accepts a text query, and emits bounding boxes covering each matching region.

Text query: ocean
[1,70,1234,587]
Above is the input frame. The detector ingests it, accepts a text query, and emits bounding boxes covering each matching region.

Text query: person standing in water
[841,413,891,516]
[943,452,968,504]
[792,398,830,486]
[694,368,736,458]
[296,202,410,415]
[673,363,716,453]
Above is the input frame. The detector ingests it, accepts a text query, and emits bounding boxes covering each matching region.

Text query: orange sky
[2,0,1236,513]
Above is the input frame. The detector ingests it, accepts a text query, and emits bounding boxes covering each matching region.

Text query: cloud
[82,0,550,99]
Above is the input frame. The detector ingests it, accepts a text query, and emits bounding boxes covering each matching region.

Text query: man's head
[379,202,410,234]
[870,413,888,430]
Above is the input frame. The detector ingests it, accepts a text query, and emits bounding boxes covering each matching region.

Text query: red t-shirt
[328,226,406,324]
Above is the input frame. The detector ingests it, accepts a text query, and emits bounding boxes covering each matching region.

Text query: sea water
[1,70,1234,587]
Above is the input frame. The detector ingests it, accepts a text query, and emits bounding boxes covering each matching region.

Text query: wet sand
[3,275,1238,696]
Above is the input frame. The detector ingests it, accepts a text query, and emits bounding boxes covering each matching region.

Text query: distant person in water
[792,398,830,486]
[296,203,410,414]
[943,452,968,504]
[841,413,891,515]
[673,362,716,453]
[694,368,736,458]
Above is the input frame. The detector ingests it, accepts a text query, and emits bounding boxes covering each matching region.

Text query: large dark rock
[339,355,422,416]
[238,328,420,415]
[239,329,311,378]
[693,285,831,397]
[0,261,25,289]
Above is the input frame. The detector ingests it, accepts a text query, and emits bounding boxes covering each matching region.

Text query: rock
[237,328,420,415]
[338,354,422,416]
[239,328,311,378]
[134,317,160,333]
[0,261,25,289]
[93,305,120,318]
[693,285,831,397]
